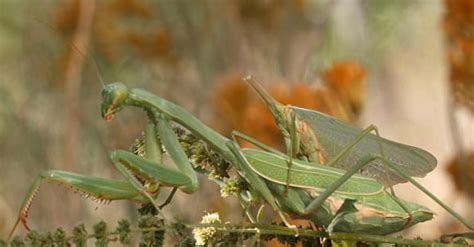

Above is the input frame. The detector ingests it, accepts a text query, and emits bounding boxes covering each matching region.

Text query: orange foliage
[124,28,173,60]
[323,61,367,117]
[211,61,367,151]
[237,0,284,29]
[211,73,253,136]
[53,0,80,35]
[107,0,153,18]
[444,0,474,114]
[53,0,176,74]
[236,0,306,30]
[446,152,474,197]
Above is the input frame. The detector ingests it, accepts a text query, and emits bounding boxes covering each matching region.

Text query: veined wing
[292,106,437,186]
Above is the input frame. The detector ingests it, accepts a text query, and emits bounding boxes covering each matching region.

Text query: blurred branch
[63,0,96,167]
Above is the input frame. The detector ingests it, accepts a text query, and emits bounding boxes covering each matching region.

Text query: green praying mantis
[7,76,474,241]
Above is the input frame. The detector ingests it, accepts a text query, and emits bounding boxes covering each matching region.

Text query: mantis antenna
[34,17,106,88]
[65,38,106,88]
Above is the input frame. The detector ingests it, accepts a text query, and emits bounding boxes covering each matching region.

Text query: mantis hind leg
[8,170,147,240]
[308,124,418,224]
[374,155,474,231]
[323,124,383,168]
[386,192,414,229]
[302,154,474,232]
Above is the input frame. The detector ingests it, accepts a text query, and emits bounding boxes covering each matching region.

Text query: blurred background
[0,0,473,244]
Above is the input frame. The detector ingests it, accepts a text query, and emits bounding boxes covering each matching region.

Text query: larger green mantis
[245,77,437,186]
[8,77,474,241]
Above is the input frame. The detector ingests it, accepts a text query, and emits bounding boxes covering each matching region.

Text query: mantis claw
[20,215,30,231]
[104,113,114,121]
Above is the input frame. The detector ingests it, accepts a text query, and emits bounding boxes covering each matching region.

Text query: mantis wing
[292,106,437,186]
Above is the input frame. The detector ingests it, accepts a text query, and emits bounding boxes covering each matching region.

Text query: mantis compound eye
[101,82,128,121]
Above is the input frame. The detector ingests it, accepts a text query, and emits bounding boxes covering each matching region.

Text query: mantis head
[244,76,293,137]
[101,82,129,121]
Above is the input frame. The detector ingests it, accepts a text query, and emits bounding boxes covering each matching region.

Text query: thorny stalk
[3,220,469,246]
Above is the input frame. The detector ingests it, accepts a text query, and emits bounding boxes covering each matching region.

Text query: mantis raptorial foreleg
[8,171,148,238]
[156,114,199,194]
[8,120,197,239]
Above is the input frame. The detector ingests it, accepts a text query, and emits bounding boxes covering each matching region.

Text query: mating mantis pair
[7,76,474,241]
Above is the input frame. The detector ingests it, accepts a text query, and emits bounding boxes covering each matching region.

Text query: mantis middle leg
[302,154,474,232]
